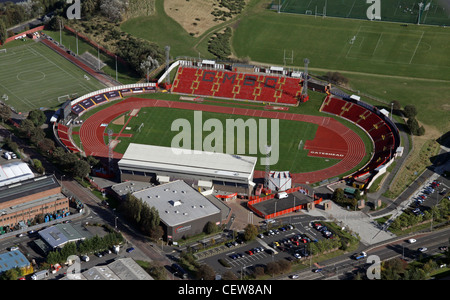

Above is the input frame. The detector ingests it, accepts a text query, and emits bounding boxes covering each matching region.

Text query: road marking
[409,31,425,64]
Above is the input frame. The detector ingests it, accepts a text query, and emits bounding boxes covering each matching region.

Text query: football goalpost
[137,122,144,133]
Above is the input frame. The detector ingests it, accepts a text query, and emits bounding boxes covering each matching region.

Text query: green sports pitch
[105,106,346,173]
[233,11,450,80]
[0,42,105,113]
[276,0,450,26]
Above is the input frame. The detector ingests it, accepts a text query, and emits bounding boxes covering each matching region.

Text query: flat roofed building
[0,161,34,187]
[132,180,221,241]
[117,144,257,194]
[38,223,92,249]
[62,258,154,280]
[0,250,32,275]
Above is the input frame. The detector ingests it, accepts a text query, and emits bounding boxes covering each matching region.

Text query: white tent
[0,161,34,187]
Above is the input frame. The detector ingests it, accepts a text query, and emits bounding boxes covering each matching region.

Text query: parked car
[407,239,417,244]
[313,268,323,273]
[418,247,427,253]
[126,247,135,253]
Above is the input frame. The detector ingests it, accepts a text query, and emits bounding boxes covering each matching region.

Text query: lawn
[232,9,450,133]
[278,0,450,26]
[0,42,105,113]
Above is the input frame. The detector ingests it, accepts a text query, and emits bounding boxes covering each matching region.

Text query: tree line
[391,101,425,136]
[0,105,96,179]
[120,193,163,239]
[46,230,124,265]
[0,0,62,44]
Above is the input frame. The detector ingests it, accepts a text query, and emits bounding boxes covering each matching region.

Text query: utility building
[132,180,221,241]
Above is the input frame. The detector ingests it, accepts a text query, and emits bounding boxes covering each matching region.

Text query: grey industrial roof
[75,258,153,280]
[38,223,92,249]
[118,143,257,182]
[0,175,59,205]
[132,180,221,227]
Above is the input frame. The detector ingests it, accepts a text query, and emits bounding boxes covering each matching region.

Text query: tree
[332,188,345,202]
[0,105,10,123]
[19,119,35,137]
[32,158,45,174]
[27,109,46,127]
[100,0,125,22]
[266,261,281,276]
[406,117,425,136]
[38,138,56,154]
[72,159,91,178]
[403,105,418,119]
[82,0,100,17]
[0,19,6,45]
[204,221,218,234]
[196,264,215,280]
[243,223,258,241]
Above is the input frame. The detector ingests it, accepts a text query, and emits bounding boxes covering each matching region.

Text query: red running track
[79,97,366,184]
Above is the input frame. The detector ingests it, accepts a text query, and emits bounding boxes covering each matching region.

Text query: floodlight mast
[264,145,271,189]
[301,58,309,102]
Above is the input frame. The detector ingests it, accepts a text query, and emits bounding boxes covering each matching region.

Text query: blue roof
[0,250,30,272]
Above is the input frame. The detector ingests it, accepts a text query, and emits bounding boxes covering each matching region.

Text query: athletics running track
[78,97,366,184]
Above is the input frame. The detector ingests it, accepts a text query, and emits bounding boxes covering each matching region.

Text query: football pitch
[106,106,344,173]
[0,42,105,113]
[233,12,450,79]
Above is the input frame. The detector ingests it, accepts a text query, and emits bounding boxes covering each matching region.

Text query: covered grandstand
[117,143,257,195]
[170,59,305,105]
[320,95,400,184]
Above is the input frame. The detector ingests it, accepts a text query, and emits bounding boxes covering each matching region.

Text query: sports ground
[0,42,104,113]
[277,0,450,26]
[74,96,369,184]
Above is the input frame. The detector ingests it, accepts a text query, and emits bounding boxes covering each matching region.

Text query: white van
[276,192,288,199]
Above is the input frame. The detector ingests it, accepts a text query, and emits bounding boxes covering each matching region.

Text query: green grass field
[232,9,450,132]
[277,0,450,26]
[119,0,450,133]
[107,106,341,172]
[0,42,105,113]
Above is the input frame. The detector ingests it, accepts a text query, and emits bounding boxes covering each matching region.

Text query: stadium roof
[132,180,221,227]
[118,143,257,183]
